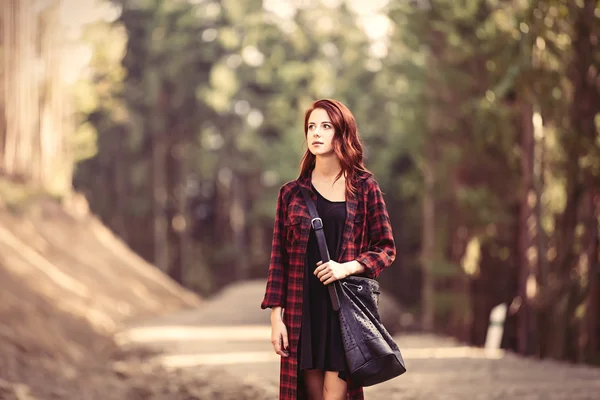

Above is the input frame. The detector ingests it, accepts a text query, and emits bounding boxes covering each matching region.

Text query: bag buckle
[311,217,323,230]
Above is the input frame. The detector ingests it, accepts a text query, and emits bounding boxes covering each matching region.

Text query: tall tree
[1,0,73,194]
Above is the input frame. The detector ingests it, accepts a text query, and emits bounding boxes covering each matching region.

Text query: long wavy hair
[300,99,370,195]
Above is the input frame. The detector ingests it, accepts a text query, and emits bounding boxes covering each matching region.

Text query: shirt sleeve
[355,178,396,279]
[261,185,289,309]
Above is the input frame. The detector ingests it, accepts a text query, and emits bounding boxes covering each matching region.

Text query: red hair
[300,99,370,195]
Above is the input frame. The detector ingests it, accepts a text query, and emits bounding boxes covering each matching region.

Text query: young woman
[261,99,396,400]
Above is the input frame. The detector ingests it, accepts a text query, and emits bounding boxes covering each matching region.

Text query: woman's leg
[304,369,325,400]
[323,371,347,400]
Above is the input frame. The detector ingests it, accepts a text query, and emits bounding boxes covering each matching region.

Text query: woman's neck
[312,155,342,182]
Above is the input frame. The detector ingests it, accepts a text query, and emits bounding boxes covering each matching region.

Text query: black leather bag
[300,187,406,387]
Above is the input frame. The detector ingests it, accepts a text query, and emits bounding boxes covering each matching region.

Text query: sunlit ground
[114,323,600,399]
[116,324,505,369]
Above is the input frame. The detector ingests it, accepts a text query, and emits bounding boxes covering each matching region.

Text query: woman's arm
[315,178,396,284]
[354,177,396,279]
[261,185,289,309]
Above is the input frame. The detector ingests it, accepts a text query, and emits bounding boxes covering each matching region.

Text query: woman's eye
[324,124,331,129]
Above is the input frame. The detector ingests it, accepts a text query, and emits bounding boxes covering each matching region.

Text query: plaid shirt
[261,172,396,400]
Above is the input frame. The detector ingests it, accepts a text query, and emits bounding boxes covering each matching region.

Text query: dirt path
[116,282,600,399]
[117,324,600,399]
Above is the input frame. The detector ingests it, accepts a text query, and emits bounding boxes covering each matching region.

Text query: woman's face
[307,108,336,156]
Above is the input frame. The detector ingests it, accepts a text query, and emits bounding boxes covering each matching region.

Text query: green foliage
[72,0,600,361]
[0,178,45,213]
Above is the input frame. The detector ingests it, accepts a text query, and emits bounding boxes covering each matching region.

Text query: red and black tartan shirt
[261,172,396,400]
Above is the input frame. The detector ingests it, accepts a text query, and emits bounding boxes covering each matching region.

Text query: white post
[484,303,507,351]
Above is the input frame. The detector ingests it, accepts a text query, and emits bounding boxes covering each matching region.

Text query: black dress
[299,185,348,380]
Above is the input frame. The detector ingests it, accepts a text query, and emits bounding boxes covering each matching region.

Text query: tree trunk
[167,140,191,285]
[420,21,444,333]
[2,0,36,180]
[1,0,70,193]
[518,99,536,356]
[581,190,599,362]
[39,0,70,194]
[0,3,5,164]
[547,173,582,361]
[546,0,599,361]
[421,138,436,332]
[571,0,600,364]
[534,109,549,358]
[152,131,169,272]
[231,172,249,280]
[176,148,192,285]
[450,223,472,342]
[113,126,129,241]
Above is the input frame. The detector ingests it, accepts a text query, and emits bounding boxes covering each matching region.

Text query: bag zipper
[343,281,363,291]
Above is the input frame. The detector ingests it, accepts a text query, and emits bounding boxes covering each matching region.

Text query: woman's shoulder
[277,179,301,200]
[355,171,379,190]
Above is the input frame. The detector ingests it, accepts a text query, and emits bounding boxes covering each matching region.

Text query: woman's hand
[270,307,289,357]
[314,260,364,285]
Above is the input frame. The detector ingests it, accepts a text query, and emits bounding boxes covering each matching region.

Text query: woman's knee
[323,371,347,400]
[304,369,324,400]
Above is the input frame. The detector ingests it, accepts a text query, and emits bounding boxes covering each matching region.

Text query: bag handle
[300,187,341,312]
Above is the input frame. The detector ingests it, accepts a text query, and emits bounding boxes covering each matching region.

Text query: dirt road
[118,322,600,399]
[116,282,600,399]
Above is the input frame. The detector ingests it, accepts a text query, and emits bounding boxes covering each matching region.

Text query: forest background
[1,0,599,367]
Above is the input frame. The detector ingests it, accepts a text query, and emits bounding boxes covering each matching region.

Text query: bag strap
[300,187,341,311]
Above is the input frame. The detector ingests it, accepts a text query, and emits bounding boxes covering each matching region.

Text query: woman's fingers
[314,261,326,276]
[315,261,344,283]
[272,337,285,357]
[277,334,289,357]
[317,268,326,279]
[271,335,281,352]
[271,331,289,357]
[281,332,289,357]
[282,332,289,350]
[319,271,333,283]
